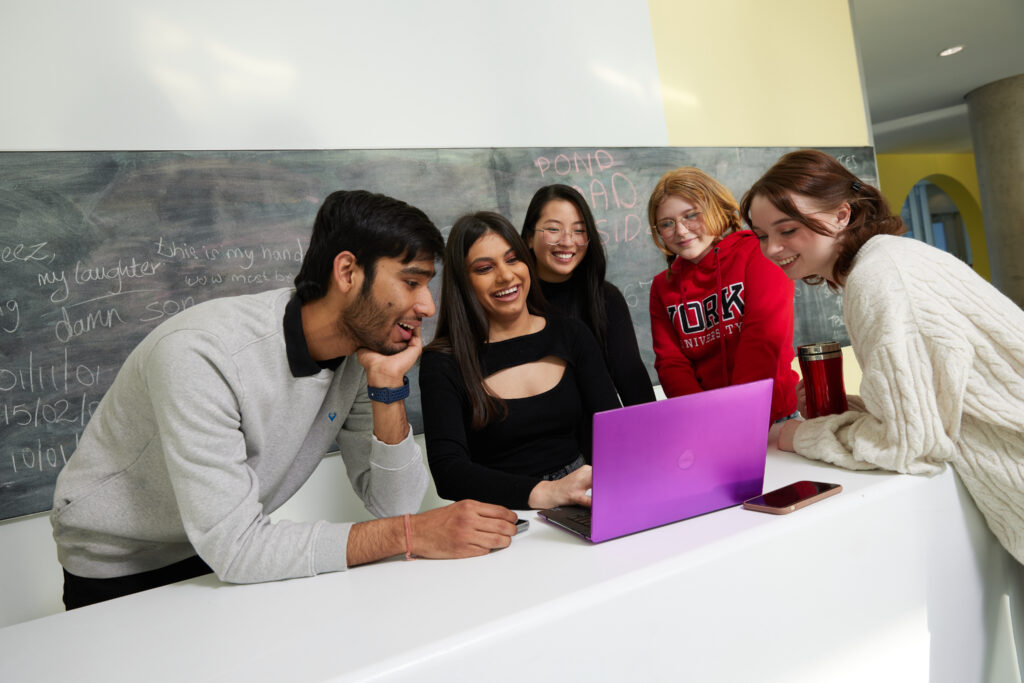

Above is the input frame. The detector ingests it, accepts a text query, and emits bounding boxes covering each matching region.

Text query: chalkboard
[0,146,872,520]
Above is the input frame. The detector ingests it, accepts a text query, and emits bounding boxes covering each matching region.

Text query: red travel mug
[797,341,848,418]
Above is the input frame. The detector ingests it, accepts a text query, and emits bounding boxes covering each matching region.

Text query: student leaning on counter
[419,211,620,510]
[742,149,1024,565]
[646,166,799,423]
[50,190,520,609]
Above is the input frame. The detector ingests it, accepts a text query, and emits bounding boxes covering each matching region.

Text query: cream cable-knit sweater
[794,235,1024,564]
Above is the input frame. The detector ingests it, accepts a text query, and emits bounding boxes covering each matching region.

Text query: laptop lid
[583,378,772,542]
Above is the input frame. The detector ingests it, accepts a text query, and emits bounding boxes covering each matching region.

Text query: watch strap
[366,375,410,404]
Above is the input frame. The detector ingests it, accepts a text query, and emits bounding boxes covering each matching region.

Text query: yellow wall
[648,0,869,146]
[792,346,863,396]
[875,154,989,281]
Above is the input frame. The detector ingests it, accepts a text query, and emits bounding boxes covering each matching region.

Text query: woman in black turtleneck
[521,184,655,406]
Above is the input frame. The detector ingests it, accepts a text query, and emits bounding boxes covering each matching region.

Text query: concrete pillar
[966,73,1024,307]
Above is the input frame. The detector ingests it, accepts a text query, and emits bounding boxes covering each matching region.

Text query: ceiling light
[938,45,964,57]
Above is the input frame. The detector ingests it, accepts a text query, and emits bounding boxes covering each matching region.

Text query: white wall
[0,0,667,150]
[0,0,668,627]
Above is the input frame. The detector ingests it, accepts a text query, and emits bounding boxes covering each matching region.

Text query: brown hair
[647,167,743,265]
[739,149,905,287]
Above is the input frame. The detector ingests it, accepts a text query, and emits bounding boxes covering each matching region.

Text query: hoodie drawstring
[714,246,729,388]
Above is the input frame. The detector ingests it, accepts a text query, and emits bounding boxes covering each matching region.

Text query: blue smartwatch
[366,376,410,404]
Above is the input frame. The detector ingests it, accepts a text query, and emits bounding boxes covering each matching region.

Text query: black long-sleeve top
[419,315,621,509]
[539,278,656,406]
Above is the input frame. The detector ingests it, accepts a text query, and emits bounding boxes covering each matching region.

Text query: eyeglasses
[537,227,589,246]
[655,210,703,235]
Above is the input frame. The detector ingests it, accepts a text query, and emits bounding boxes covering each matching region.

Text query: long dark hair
[520,184,608,353]
[294,190,443,301]
[427,211,546,429]
[739,149,905,288]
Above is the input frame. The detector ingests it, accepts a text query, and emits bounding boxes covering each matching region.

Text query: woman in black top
[419,211,621,510]
[521,184,655,406]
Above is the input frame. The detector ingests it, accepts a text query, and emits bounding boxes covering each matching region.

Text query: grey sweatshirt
[51,288,428,582]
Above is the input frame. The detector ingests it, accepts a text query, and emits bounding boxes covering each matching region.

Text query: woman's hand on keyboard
[528,465,593,509]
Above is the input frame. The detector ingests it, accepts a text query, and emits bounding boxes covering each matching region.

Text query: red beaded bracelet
[403,513,414,561]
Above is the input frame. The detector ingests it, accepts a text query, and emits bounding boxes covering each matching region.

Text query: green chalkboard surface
[0,147,872,519]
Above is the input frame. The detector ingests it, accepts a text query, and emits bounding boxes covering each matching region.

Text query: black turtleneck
[539,277,655,406]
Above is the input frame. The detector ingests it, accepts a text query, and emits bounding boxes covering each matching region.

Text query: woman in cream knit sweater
[741,149,1024,565]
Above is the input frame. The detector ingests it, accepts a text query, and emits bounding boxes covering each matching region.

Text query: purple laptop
[538,378,772,542]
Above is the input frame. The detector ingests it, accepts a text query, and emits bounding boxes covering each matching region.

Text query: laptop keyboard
[568,509,592,526]
[539,505,593,536]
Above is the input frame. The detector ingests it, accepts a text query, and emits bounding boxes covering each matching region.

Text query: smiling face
[528,199,589,283]
[654,194,717,264]
[747,192,848,282]
[466,231,531,327]
[340,255,436,355]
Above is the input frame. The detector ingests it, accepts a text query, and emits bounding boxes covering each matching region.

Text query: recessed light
[938,45,964,57]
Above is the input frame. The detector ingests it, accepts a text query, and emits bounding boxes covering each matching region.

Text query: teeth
[554,253,575,261]
[777,255,798,266]
[494,286,518,297]
[397,322,413,330]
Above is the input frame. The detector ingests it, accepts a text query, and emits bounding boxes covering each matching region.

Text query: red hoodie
[649,230,798,422]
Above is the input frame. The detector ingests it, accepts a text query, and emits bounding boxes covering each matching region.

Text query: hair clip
[851,181,862,192]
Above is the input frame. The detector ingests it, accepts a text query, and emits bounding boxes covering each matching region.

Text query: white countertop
[0,434,1017,683]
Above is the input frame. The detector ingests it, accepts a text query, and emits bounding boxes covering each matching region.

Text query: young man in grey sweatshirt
[51,190,519,609]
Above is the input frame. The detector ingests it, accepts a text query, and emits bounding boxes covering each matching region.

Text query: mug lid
[798,341,842,355]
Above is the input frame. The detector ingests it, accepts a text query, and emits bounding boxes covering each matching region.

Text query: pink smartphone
[742,481,842,515]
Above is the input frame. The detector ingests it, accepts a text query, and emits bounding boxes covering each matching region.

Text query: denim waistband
[541,454,586,481]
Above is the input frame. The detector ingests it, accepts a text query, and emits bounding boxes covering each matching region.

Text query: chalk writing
[260,239,306,263]
[0,394,98,429]
[73,258,162,295]
[230,271,271,284]
[1,299,18,333]
[140,296,196,323]
[9,433,80,474]
[54,305,127,343]
[595,215,648,244]
[222,247,255,270]
[37,271,69,302]
[0,351,104,394]
[154,237,218,261]
[533,150,615,179]
[185,274,222,287]
[0,241,53,265]
[621,280,653,309]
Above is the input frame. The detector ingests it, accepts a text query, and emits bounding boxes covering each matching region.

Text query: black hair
[294,189,444,301]
[520,184,609,354]
[427,211,546,429]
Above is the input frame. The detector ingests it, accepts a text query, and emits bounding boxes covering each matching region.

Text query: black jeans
[62,555,213,610]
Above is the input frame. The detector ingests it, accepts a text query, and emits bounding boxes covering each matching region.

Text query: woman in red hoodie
[647,167,798,422]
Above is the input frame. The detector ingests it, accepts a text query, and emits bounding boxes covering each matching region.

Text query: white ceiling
[850,0,1024,154]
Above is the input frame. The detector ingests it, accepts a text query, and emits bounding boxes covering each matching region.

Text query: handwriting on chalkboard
[530,149,647,246]
[0,146,872,520]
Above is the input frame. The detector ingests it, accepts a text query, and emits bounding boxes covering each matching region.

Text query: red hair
[647,167,742,266]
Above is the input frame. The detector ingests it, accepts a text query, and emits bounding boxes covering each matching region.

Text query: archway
[876,155,990,282]
[897,174,989,279]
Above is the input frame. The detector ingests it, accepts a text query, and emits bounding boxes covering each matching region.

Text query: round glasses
[655,210,703,235]
[538,227,589,246]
